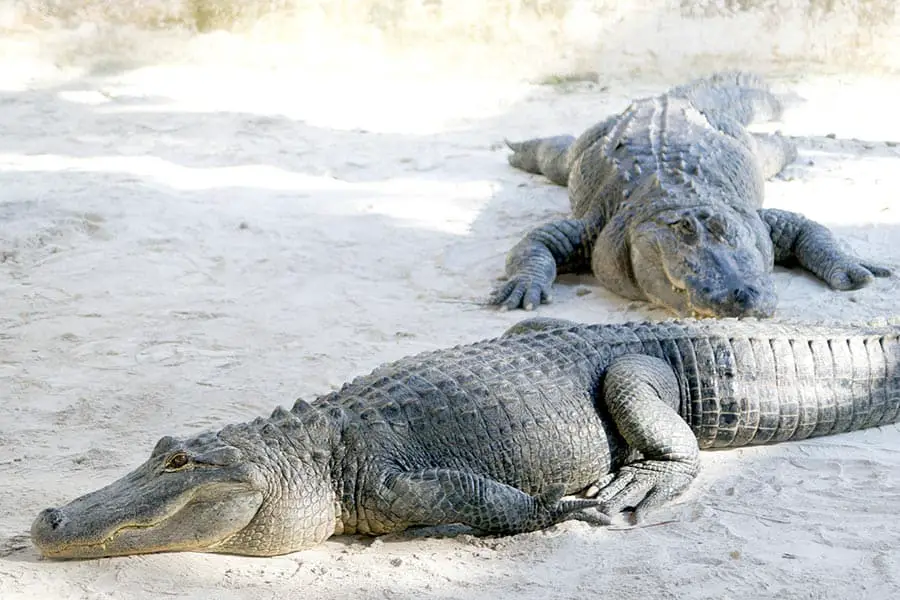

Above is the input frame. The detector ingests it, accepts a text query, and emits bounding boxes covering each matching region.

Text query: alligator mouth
[35,489,206,559]
[658,271,697,314]
[659,259,688,298]
[34,481,265,560]
[670,281,688,296]
[659,257,732,319]
[39,521,163,559]
[664,278,720,319]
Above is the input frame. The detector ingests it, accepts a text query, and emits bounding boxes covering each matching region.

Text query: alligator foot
[489,275,554,311]
[524,484,603,531]
[489,219,596,311]
[760,208,893,290]
[592,460,697,522]
[825,260,892,290]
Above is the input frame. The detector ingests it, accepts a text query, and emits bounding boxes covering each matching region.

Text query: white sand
[2,5,900,599]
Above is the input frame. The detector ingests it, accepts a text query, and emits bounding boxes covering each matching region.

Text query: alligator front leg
[759,208,892,290]
[489,219,599,310]
[593,354,700,522]
[379,468,598,534]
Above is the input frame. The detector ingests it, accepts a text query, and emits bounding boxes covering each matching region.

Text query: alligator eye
[164,452,189,471]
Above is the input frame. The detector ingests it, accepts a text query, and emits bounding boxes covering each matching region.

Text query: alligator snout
[31,507,69,553]
[721,282,774,317]
[694,281,775,318]
[31,504,100,559]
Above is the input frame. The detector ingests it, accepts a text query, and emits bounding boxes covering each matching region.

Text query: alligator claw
[488,277,553,311]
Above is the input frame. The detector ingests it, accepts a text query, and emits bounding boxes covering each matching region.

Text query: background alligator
[31,315,900,559]
[490,72,890,317]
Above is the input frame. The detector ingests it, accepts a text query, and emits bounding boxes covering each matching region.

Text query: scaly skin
[31,316,900,559]
[490,72,891,317]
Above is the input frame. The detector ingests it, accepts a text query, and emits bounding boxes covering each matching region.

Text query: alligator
[489,72,890,317]
[31,315,900,559]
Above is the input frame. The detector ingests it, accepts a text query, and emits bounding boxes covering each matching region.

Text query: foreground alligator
[490,72,890,317]
[32,315,900,559]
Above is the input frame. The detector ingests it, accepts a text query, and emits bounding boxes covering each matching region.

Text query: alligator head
[596,202,777,318]
[32,406,337,559]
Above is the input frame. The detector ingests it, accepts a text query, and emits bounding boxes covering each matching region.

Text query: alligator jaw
[31,472,265,560]
[30,422,344,559]
[35,521,165,560]
[656,267,719,319]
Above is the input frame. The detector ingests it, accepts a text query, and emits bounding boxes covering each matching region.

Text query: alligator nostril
[731,285,760,307]
[42,508,65,530]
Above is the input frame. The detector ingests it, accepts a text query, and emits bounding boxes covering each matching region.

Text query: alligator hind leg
[594,354,700,522]
[759,208,892,290]
[751,132,798,179]
[379,469,598,534]
[506,115,618,187]
[506,135,575,186]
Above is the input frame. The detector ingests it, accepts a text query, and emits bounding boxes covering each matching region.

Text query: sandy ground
[2,58,900,599]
